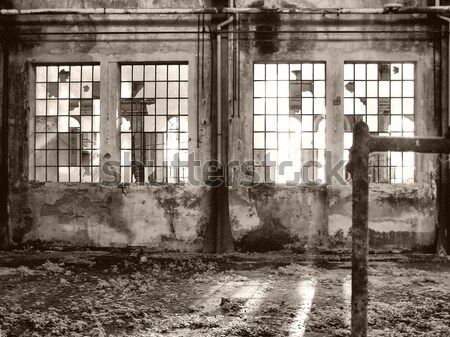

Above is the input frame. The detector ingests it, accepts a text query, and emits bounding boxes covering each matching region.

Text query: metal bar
[346,122,370,337]
[1,6,450,16]
[438,14,450,23]
[347,121,450,336]
[368,135,450,153]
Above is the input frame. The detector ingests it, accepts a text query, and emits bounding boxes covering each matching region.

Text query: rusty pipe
[216,15,234,165]
[2,6,450,16]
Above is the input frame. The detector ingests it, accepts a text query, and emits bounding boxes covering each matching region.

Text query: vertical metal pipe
[0,36,10,250]
[347,121,370,337]
[216,16,234,164]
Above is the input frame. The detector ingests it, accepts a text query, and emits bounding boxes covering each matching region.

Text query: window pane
[344,62,415,183]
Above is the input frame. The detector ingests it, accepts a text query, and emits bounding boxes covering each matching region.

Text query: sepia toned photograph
[0,1,449,336]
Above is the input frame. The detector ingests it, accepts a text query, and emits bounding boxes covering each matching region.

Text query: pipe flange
[384,3,403,12]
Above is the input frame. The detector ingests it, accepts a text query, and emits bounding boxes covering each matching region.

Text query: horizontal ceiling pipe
[0,8,218,15]
[1,6,450,16]
[224,6,450,14]
[0,30,445,37]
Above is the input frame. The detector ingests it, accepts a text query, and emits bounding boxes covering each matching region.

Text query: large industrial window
[344,63,415,183]
[120,64,189,184]
[34,65,100,182]
[253,63,326,184]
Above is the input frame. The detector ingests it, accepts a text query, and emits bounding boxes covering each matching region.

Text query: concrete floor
[0,250,449,337]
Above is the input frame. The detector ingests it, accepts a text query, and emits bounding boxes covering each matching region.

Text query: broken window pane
[253,62,326,184]
[378,64,390,81]
[82,83,92,98]
[33,64,100,182]
[344,62,415,183]
[59,66,70,82]
[133,82,144,98]
[344,81,355,97]
[120,66,189,182]
[47,83,58,98]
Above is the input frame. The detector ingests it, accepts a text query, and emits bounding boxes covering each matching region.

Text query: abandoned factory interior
[1,1,450,337]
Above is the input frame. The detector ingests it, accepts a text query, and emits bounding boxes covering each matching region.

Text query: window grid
[120,64,189,184]
[34,65,100,183]
[253,62,326,184]
[344,62,415,184]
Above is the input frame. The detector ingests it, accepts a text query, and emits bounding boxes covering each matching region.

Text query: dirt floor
[0,250,449,337]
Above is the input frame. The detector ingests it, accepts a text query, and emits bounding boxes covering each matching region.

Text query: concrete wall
[3,0,439,251]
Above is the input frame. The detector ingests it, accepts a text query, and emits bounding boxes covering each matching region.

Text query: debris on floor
[0,250,449,337]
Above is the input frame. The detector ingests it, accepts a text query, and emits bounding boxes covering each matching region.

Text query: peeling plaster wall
[328,184,436,250]
[22,183,208,250]
[4,0,441,251]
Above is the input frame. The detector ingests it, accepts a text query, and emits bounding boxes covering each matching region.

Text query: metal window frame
[119,62,189,185]
[343,61,416,184]
[33,63,101,183]
[252,61,327,185]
